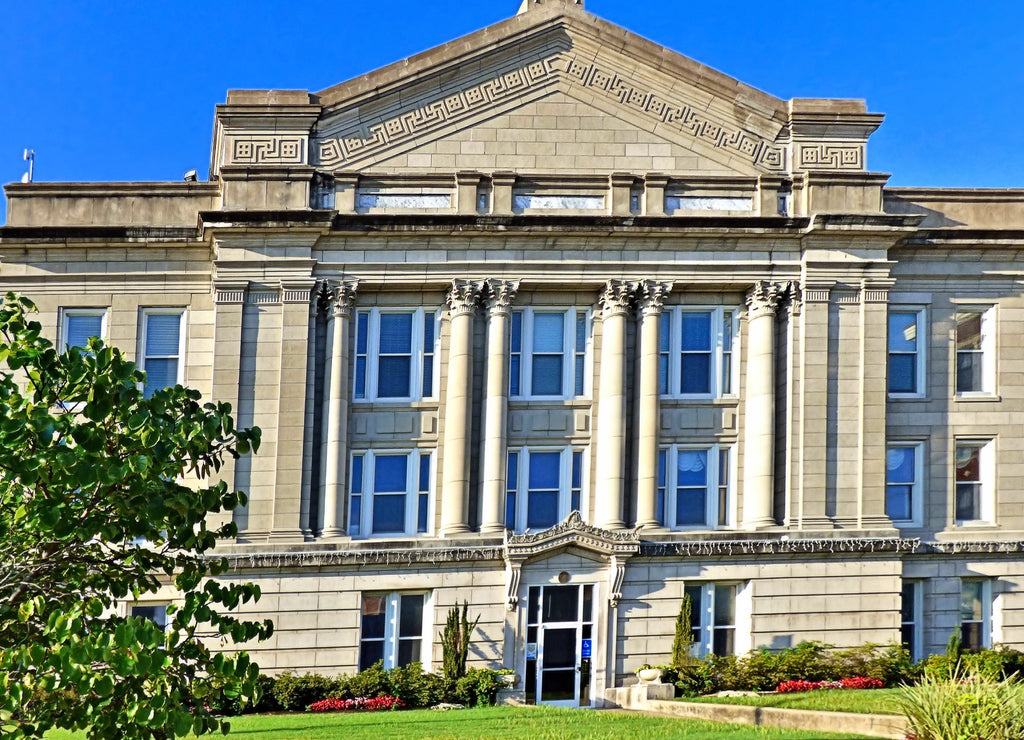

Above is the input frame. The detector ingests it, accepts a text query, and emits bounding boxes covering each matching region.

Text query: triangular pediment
[313,6,789,175]
[504,511,641,563]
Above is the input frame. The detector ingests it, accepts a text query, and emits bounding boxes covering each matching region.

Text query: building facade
[4,0,1024,707]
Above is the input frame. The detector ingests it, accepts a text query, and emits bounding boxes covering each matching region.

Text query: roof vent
[517,0,583,14]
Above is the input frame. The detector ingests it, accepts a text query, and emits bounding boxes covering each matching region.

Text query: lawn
[46,706,874,739]
[686,689,903,715]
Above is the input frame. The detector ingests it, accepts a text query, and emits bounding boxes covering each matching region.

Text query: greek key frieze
[798,144,864,170]
[230,137,305,165]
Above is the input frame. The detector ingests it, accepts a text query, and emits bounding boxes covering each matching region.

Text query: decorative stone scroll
[599,279,634,318]
[504,511,641,610]
[798,144,864,170]
[319,56,561,168]
[608,555,626,608]
[485,279,519,316]
[229,136,305,165]
[446,280,484,317]
[326,280,359,319]
[635,280,672,317]
[745,281,784,320]
[565,56,785,172]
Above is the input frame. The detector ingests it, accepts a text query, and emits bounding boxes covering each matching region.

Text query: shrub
[923,645,1024,682]
[272,672,338,711]
[441,602,480,688]
[453,668,503,707]
[894,667,1024,740]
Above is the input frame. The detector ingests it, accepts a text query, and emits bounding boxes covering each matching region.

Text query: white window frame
[960,579,992,650]
[955,306,996,397]
[61,308,108,351]
[684,582,748,658]
[353,307,439,402]
[505,446,587,533]
[888,307,926,398]
[901,580,924,661]
[885,442,925,527]
[954,439,995,526]
[658,444,734,530]
[660,306,739,399]
[139,308,186,396]
[348,449,434,538]
[359,591,432,671]
[509,308,590,400]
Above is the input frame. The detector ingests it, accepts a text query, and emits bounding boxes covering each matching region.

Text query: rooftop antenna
[21,149,34,183]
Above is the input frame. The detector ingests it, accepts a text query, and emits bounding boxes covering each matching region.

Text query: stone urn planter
[636,667,663,684]
[499,672,519,689]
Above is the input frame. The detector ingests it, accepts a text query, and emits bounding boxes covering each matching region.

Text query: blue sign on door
[581,638,592,658]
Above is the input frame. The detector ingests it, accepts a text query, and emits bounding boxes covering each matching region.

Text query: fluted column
[480,280,519,534]
[320,280,358,538]
[635,280,672,529]
[441,280,483,536]
[595,280,633,529]
[742,281,783,530]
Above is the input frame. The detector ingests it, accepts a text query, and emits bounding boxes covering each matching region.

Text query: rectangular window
[354,308,438,401]
[960,579,992,651]
[660,307,738,398]
[509,308,589,399]
[888,309,925,396]
[506,447,587,532]
[954,440,994,524]
[659,445,732,529]
[685,583,739,657]
[140,309,185,399]
[348,450,434,537]
[956,308,994,395]
[359,592,429,671]
[61,308,107,351]
[901,580,923,661]
[886,443,923,525]
[130,604,168,632]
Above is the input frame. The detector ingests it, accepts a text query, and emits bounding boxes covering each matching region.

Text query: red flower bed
[776,677,883,693]
[308,695,405,713]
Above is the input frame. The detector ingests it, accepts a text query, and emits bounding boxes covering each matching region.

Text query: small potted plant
[497,668,519,688]
[635,664,663,684]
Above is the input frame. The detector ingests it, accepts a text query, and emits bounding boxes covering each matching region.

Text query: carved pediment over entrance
[505,510,640,562]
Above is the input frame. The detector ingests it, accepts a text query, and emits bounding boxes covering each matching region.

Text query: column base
[267,529,306,544]
[636,519,664,531]
[741,517,777,531]
[441,525,472,537]
[319,526,346,539]
[599,519,626,531]
[480,523,508,535]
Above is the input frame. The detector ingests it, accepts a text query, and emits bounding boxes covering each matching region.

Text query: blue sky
[2,0,1023,221]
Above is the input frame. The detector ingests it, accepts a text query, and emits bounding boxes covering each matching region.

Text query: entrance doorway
[524,584,594,707]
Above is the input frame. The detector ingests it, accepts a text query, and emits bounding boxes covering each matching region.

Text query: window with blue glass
[509,309,588,399]
[656,445,731,529]
[348,450,433,537]
[888,309,925,396]
[61,308,107,352]
[505,447,586,532]
[140,309,185,399]
[354,308,437,401]
[658,307,737,398]
[886,443,923,525]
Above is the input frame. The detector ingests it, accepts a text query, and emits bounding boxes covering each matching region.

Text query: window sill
[887,394,928,402]
[954,393,1001,403]
[953,521,998,529]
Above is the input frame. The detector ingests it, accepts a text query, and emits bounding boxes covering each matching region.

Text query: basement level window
[356,193,451,209]
[513,194,604,211]
[665,196,753,213]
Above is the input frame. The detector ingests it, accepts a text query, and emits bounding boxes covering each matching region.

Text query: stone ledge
[604,684,907,739]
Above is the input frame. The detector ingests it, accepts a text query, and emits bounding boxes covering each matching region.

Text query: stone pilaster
[480,279,519,534]
[797,285,833,529]
[320,280,358,538]
[860,283,892,529]
[595,280,633,529]
[441,279,483,536]
[742,281,783,530]
[211,281,247,537]
[634,280,672,529]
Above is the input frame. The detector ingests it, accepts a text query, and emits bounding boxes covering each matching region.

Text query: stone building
[3,0,1024,707]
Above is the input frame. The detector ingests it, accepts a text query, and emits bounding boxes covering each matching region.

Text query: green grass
[46,706,873,739]
[685,689,903,715]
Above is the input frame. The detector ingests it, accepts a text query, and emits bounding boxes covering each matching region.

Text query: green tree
[0,294,271,739]
[671,592,694,668]
[440,601,480,689]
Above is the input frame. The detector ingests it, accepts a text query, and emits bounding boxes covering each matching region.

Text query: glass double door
[524,584,594,707]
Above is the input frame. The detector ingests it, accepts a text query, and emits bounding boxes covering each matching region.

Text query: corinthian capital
[599,280,634,318]
[326,279,359,318]
[635,280,673,317]
[446,279,484,317]
[745,281,784,320]
[484,279,520,316]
